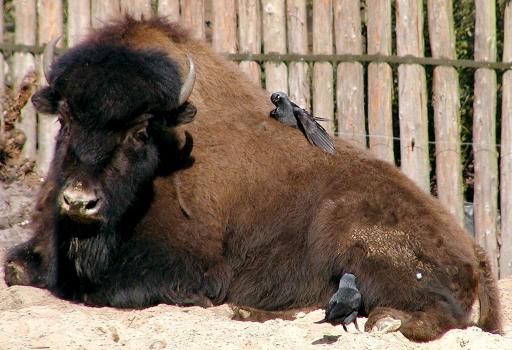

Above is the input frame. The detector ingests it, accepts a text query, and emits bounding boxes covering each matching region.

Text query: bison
[3,16,502,341]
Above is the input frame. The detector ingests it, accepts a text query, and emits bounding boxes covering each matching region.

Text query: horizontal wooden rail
[1,42,512,71]
[227,53,512,70]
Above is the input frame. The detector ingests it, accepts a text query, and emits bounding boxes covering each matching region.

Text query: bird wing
[341,288,362,309]
[295,109,336,154]
[290,102,330,122]
[326,300,353,322]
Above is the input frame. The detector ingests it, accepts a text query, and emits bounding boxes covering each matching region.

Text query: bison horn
[42,36,62,84]
[178,54,196,106]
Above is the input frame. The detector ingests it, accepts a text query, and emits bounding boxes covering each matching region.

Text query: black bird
[319,273,362,331]
[270,91,335,155]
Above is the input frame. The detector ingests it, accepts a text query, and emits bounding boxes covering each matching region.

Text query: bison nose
[60,184,101,219]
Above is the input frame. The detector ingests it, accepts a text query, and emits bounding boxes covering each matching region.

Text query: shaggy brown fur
[4,16,502,342]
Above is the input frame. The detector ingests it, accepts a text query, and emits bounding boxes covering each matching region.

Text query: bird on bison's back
[269,91,335,155]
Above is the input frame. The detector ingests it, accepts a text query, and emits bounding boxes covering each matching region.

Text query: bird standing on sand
[269,91,336,155]
[320,273,362,331]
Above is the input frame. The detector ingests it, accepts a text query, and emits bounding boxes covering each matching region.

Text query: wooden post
[367,0,393,163]
[237,0,262,86]
[334,0,365,147]
[68,0,91,46]
[501,0,512,278]
[180,0,206,41]
[287,0,310,109]
[212,0,237,54]
[427,0,464,226]
[120,0,152,19]
[312,0,334,134]
[158,0,180,22]
[262,0,287,94]
[14,0,37,160]
[91,0,121,28]
[36,0,63,174]
[395,0,430,192]
[473,0,499,277]
[0,0,4,150]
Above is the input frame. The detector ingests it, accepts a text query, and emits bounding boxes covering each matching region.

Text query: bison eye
[134,128,149,143]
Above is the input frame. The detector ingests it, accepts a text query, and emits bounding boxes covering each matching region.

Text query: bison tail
[473,244,503,334]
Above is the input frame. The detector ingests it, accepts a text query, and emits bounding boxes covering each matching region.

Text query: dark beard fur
[65,225,118,284]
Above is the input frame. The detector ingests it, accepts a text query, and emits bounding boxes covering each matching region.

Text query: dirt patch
[0,278,511,349]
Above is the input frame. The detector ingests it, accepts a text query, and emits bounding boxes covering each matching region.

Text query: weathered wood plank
[262,0,287,94]
[473,0,499,277]
[427,0,464,226]
[36,0,63,174]
[91,0,121,28]
[14,0,37,160]
[181,0,206,40]
[157,0,180,22]
[501,0,512,278]
[395,0,430,192]
[120,0,152,19]
[334,0,365,147]
[287,0,309,109]
[0,0,4,149]
[238,0,261,86]
[367,0,393,163]
[68,0,91,46]
[212,0,236,53]
[312,0,334,134]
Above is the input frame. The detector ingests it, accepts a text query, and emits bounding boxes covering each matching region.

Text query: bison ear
[31,87,59,114]
[161,102,197,127]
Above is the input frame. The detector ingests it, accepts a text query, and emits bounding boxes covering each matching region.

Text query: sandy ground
[1,180,512,349]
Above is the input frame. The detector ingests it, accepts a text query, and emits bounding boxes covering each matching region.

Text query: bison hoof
[5,261,27,286]
[231,306,252,320]
[371,316,402,334]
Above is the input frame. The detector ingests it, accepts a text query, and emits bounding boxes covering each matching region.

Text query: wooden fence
[0,0,511,279]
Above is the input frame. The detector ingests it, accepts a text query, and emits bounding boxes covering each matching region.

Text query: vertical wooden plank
[158,0,180,22]
[91,0,120,28]
[287,0,310,109]
[262,0,287,94]
[68,0,91,46]
[501,0,512,278]
[0,0,4,150]
[367,0,393,163]
[237,0,262,86]
[312,0,334,134]
[180,0,206,40]
[37,0,63,174]
[334,0,365,147]
[473,0,499,277]
[14,0,37,160]
[427,0,464,226]
[120,0,152,19]
[212,0,236,53]
[395,0,430,192]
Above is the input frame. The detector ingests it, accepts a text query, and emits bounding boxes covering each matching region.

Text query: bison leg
[78,242,222,309]
[203,262,233,305]
[4,238,51,288]
[365,306,464,342]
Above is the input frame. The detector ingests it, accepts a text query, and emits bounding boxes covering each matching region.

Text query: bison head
[31,39,196,227]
